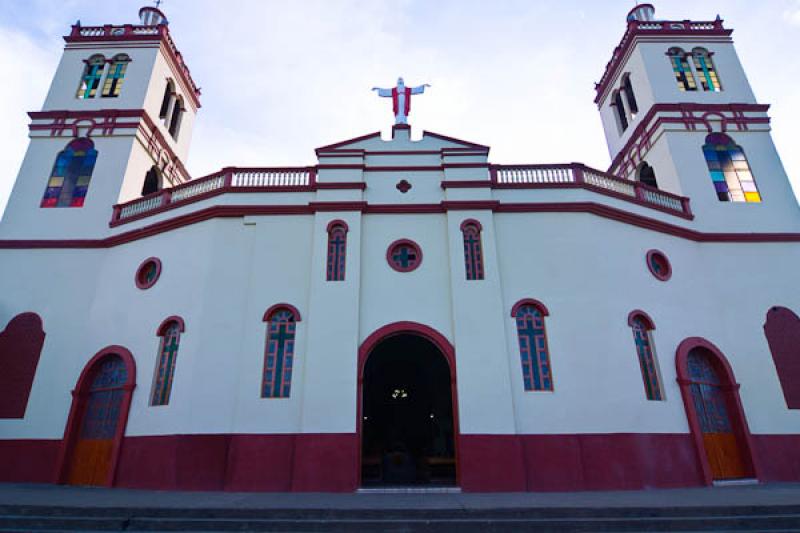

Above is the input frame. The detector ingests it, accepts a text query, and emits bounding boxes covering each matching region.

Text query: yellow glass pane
[48,176,64,187]
[745,192,762,202]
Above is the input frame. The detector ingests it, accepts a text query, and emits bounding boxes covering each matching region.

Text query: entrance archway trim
[674,336,761,485]
[54,345,137,487]
[358,321,456,381]
[357,321,460,487]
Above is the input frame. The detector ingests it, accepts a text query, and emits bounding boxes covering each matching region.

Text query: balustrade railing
[492,163,691,217]
[112,162,691,224]
[113,167,314,222]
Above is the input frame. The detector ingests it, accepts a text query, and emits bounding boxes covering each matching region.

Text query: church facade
[0,4,799,492]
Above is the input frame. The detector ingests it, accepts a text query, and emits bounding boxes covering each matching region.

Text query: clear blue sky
[1,0,798,216]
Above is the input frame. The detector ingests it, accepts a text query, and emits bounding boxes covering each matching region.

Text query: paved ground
[1,482,800,510]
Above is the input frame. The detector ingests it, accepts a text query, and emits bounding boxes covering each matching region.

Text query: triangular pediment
[315,127,490,155]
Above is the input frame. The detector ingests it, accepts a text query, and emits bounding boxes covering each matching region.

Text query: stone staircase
[1,503,800,531]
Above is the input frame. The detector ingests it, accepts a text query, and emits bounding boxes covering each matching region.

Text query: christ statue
[372,77,431,125]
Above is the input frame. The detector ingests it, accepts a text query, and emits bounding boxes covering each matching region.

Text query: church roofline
[594,18,733,106]
[314,129,490,155]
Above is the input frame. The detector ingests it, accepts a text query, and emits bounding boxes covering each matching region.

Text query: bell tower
[0,5,200,239]
[595,4,800,232]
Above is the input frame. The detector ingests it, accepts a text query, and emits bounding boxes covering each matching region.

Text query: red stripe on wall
[1,433,798,492]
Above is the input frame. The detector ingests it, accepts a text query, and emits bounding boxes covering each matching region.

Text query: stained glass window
[646,250,672,281]
[668,48,697,91]
[630,316,663,401]
[461,222,484,280]
[387,240,422,272]
[613,90,628,132]
[262,308,297,398]
[135,258,161,289]
[76,55,105,99]
[151,322,181,406]
[703,133,760,203]
[326,222,347,281]
[514,303,553,391]
[623,75,638,115]
[691,48,721,92]
[101,54,130,98]
[688,349,732,433]
[40,138,97,208]
[81,355,127,440]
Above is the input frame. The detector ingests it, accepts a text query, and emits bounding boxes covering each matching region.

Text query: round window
[646,249,672,281]
[135,257,162,289]
[387,239,423,272]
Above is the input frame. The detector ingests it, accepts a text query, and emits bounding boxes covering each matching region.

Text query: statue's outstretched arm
[372,87,392,97]
[410,83,431,95]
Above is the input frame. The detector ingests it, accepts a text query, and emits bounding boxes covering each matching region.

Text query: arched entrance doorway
[359,322,458,487]
[56,346,136,487]
[676,338,759,484]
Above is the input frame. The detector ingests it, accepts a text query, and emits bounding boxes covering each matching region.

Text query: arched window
[262,305,301,398]
[326,221,348,281]
[150,317,184,406]
[0,313,45,418]
[511,299,553,391]
[667,48,697,91]
[691,48,721,92]
[168,96,184,140]
[41,138,97,208]
[101,54,130,98]
[159,80,176,123]
[702,133,760,203]
[764,306,800,409]
[638,162,658,189]
[460,220,484,280]
[628,312,663,401]
[141,166,162,196]
[622,74,638,116]
[76,55,105,99]
[612,89,628,132]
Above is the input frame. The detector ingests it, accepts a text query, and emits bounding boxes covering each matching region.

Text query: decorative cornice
[29,108,191,184]
[64,23,201,110]
[595,19,733,105]
[608,103,771,176]
[2,201,799,250]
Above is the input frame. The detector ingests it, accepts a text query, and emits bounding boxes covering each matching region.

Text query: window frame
[326,220,349,281]
[511,298,554,392]
[460,219,485,280]
[261,304,302,399]
[627,310,665,401]
[150,316,185,406]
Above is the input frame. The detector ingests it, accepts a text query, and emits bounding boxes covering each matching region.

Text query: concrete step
[0,505,799,532]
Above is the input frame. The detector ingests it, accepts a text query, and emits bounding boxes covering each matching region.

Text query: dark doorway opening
[361,334,456,486]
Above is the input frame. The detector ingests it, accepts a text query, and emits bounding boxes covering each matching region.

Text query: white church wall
[445,211,518,435]
[142,48,197,161]
[661,130,800,233]
[0,135,136,240]
[638,41,757,107]
[42,45,158,113]
[294,212,363,433]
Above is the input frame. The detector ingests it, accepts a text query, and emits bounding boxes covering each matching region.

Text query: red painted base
[1,433,798,492]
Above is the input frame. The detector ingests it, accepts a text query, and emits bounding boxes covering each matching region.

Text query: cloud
[0,25,60,217]
[784,1,800,26]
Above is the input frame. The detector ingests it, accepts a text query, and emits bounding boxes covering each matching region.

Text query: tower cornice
[64,23,201,110]
[594,19,733,106]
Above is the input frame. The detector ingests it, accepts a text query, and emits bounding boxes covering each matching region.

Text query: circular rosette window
[135,257,162,289]
[646,249,672,281]
[387,239,423,273]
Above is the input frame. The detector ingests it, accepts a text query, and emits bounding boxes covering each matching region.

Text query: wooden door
[67,356,128,486]
[688,351,747,480]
